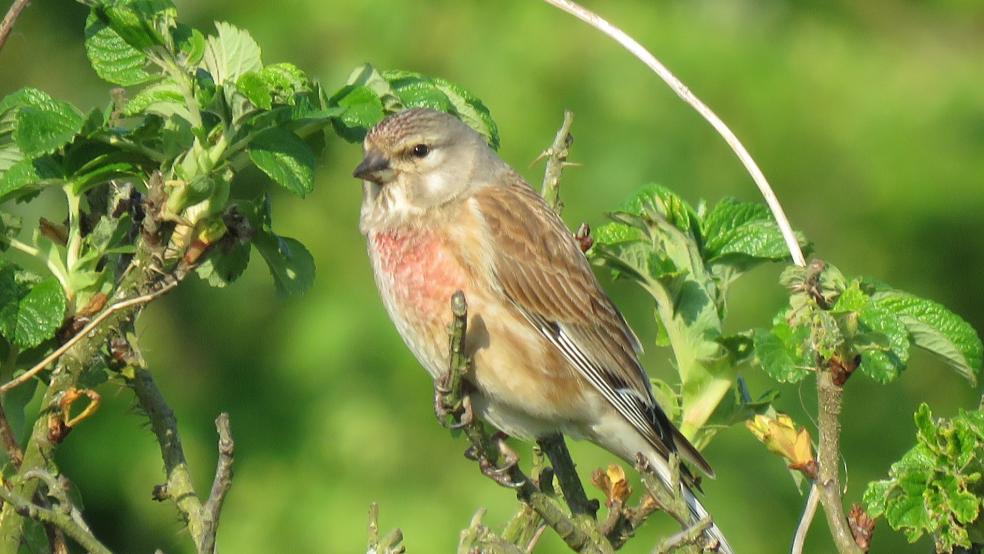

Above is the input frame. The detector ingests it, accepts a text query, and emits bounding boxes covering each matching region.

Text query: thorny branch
[129,366,236,554]
[536,109,576,214]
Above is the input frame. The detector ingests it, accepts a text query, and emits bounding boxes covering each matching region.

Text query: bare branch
[540,0,806,267]
[0,471,111,554]
[536,110,576,213]
[367,503,405,554]
[201,413,235,554]
[0,0,31,52]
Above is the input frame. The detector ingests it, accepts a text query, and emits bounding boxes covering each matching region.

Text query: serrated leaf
[328,84,385,142]
[856,303,910,383]
[864,404,984,552]
[253,233,314,296]
[124,80,188,120]
[202,21,263,85]
[873,291,983,386]
[83,11,155,86]
[0,265,66,350]
[754,320,811,383]
[248,128,315,196]
[618,185,699,238]
[99,0,176,51]
[831,280,869,313]
[0,157,62,204]
[236,72,272,110]
[13,95,84,157]
[591,222,646,246]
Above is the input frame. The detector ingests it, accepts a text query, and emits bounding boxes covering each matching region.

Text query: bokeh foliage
[1,1,983,553]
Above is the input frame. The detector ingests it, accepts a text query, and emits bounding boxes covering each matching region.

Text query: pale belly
[366,227,593,440]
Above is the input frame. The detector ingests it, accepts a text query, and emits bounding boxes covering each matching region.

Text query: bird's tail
[646,453,735,554]
[682,486,734,554]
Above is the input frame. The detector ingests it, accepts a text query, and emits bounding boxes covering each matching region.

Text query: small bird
[355,108,732,552]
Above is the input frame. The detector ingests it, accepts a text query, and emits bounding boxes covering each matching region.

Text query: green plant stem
[0,247,154,549]
[0,484,111,554]
[815,368,863,554]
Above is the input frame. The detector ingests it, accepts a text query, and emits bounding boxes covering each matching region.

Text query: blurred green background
[2,0,984,552]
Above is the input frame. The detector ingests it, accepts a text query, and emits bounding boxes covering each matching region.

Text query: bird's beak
[353,150,392,183]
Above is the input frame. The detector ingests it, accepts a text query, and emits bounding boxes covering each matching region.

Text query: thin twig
[200,413,235,554]
[540,0,806,268]
[0,0,31,52]
[0,479,111,554]
[0,278,180,394]
[537,110,576,213]
[791,483,820,554]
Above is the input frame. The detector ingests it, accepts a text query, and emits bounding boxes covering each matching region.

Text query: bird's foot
[433,374,473,429]
[467,433,525,488]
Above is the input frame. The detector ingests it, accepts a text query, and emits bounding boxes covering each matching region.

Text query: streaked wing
[473,174,712,476]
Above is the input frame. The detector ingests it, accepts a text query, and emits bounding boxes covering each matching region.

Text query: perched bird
[355,108,732,553]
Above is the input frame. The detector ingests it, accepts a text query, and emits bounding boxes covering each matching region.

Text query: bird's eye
[410,144,430,158]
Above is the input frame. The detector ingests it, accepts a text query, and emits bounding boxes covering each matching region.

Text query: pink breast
[371,228,467,318]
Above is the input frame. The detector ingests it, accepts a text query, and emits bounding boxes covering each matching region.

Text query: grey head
[354,108,504,231]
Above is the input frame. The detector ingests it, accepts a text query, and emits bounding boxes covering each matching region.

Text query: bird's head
[354,108,498,223]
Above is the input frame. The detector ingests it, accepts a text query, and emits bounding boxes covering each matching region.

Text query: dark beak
[353,151,391,181]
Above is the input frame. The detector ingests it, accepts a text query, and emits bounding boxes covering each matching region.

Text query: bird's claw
[472,434,525,488]
[434,382,474,429]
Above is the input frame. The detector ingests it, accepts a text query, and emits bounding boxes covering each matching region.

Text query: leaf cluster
[756,263,983,386]
[588,186,806,437]
[864,404,984,552]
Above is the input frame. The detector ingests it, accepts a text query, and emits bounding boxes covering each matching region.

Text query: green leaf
[196,241,250,287]
[831,280,869,313]
[98,0,177,51]
[328,84,385,143]
[702,199,784,257]
[236,72,273,110]
[0,264,67,350]
[202,21,263,85]
[12,93,85,157]
[83,11,155,86]
[247,128,315,197]
[124,80,187,119]
[856,303,910,384]
[617,185,700,238]
[873,290,983,386]
[0,157,62,204]
[253,234,315,296]
[864,404,984,552]
[754,319,812,383]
